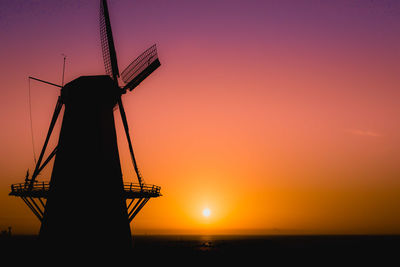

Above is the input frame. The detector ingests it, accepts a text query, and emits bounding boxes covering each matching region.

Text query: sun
[202,208,211,217]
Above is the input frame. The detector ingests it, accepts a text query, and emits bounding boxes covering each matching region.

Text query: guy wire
[28,78,37,164]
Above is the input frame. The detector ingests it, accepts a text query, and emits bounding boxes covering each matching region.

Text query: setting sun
[202,208,211,218]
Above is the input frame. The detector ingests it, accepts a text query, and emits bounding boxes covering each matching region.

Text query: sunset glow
[0,0,400,236]
[202,208,211,218]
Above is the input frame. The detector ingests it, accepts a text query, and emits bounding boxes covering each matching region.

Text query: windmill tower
[10,0,161,255]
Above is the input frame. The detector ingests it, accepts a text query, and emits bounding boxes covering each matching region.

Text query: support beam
[21,197,42,221]
[30,97,63,189]
[128,198,143,218]
[127,198,135,210]
[128,198,149,222]
[38,197,46,210]
[117,98,144,188]
[28,197,43,217]
[35,146,58,176]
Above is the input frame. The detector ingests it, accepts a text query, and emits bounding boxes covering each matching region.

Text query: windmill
[9,0,161,254]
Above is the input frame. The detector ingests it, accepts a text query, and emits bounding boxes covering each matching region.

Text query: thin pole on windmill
[61,54,67,87]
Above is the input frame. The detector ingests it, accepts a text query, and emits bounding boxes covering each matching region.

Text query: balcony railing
[10,181,161,199]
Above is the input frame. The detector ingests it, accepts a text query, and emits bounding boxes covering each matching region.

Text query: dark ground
[1,234,399,265]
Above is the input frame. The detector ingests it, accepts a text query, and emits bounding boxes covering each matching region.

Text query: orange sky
[1,0,400,235]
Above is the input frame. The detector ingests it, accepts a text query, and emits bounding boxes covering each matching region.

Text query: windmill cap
[61,75,120,107]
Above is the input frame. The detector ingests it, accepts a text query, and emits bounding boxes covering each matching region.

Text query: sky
[0,0,400,235]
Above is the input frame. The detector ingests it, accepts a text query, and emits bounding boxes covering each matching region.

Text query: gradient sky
[0,0,400,235]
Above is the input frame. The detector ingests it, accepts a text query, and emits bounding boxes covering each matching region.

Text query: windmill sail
[100,0,119,80]
[121,44,161,91]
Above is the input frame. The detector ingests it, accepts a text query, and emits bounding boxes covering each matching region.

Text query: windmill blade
[117,97,144,188]
[100,0,119,80]
[121,44,161,92]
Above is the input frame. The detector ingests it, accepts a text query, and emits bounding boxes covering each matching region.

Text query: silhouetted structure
[10,0,161,255]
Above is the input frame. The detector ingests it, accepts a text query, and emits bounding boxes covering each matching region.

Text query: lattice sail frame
[100,0,119,79]
[121,44,158,83]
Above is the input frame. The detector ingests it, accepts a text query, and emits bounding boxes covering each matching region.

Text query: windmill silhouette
[10,0,161,254]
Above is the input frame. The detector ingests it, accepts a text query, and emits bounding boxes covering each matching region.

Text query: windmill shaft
[38,76,132,254]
